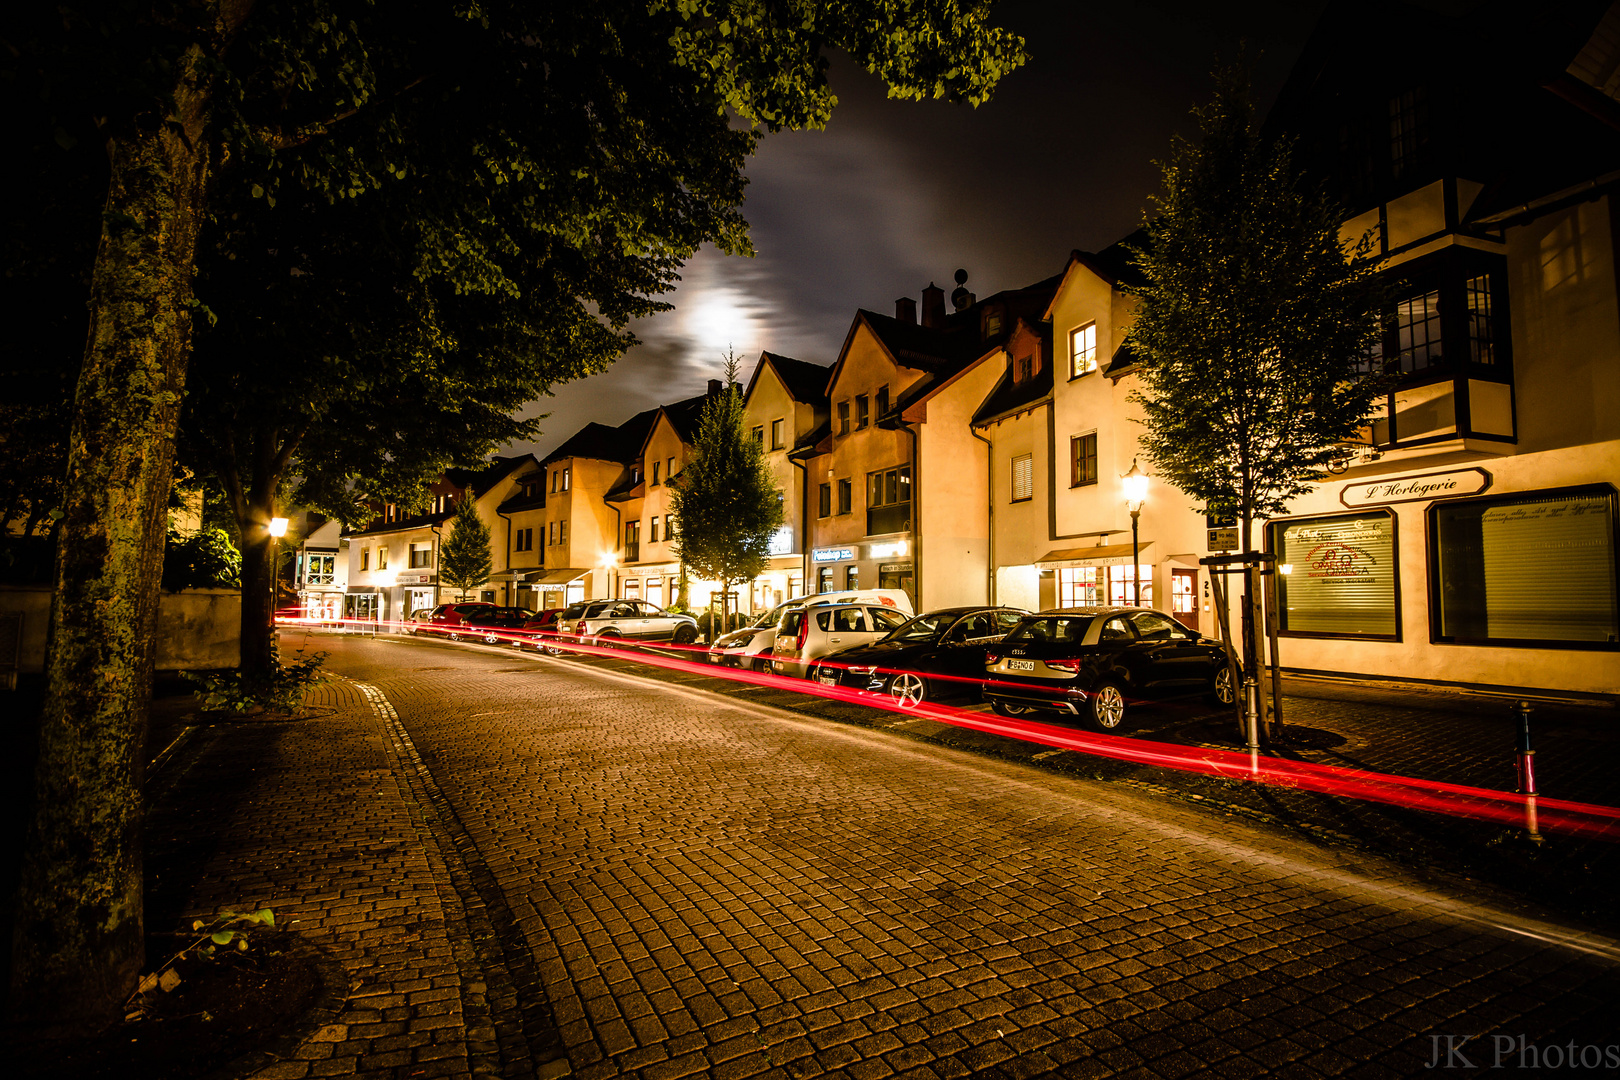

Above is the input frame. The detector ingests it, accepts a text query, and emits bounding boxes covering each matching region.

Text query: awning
[488,568,543,582]
[533,567,591,586]
[1036,542,1154,569]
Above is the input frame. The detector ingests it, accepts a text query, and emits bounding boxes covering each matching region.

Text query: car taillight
[1046,660,1081,673]
[984,653,999,664]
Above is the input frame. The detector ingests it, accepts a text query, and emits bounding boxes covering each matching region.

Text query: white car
[552,599,699,645]
[770,602,912,679]
[708,589,915,671]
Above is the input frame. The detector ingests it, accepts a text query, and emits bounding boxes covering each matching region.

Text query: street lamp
[599,550,619,599]
[1121,461,1148,606]
[268,516,289,632]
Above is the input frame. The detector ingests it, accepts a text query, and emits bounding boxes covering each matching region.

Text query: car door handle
[830,637,842,643]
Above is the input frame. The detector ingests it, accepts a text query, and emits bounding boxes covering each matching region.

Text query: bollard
[1513,700,1542,844]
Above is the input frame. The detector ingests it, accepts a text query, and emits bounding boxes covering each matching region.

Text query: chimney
[708,378,722,396]
[921,282,946,328]
[895,296,917,324]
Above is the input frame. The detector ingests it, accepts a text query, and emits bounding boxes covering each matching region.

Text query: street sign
[1207,527,1239,551]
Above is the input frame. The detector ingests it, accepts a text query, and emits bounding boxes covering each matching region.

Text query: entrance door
[1171,568,1199,632]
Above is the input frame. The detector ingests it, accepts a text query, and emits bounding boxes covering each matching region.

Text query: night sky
[512,0,1328,462]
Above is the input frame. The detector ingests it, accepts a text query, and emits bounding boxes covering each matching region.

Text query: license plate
[817,671,839,685]
[1008,659,1035,671]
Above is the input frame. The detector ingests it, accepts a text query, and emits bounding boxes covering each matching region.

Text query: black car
[982,607,1236,730]
[459,606,537,645]
[808,606,1029,707]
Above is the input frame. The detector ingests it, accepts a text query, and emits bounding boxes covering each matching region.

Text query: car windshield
[882,612,953,643]
[750,603,792,628]
[1004,616,1095,645]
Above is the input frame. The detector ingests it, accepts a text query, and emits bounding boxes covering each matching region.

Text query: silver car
[708,589,916,670]
[770,603,911,679]
[553,599,699,645]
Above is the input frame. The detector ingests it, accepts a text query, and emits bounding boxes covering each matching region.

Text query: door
[1128,609,1213,691]
[1171,568,1199,632]
[940,612,997,685]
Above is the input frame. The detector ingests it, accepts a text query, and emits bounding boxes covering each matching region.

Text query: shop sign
[868,540,908,559]
[1340,468,1491,508]
[396,572,436,584]
[812,547,853,562]
[879,563,912,573]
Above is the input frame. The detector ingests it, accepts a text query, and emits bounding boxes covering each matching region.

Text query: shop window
[845,566,858,590]
[1011,454,1033,502]
[817,566,833,593]
[1070,432,1098,487]
[1108,566,1152,607]
[1069,323,1097,378]
[1431,488,1617,647]
[1057,567,1101,607]
[1270,511,1398,638]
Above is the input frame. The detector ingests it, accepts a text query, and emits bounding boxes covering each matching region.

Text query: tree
[1126,66,1384,735]
[668,353,785,637]
[4,0,1025,1027]
[439,493,494,603]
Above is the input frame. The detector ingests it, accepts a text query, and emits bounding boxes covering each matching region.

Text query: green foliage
[1127,66,1386,526]
[438,492,493,601]
[161,528,243,591]
[185,648,327,713]
[126,908,277,1019]
[668,352,785,596]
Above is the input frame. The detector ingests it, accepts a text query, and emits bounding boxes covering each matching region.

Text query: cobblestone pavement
[143,630,1620,1079]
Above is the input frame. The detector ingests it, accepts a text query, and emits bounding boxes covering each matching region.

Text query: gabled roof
[745,351,833,406]
[348,455,537,537]
[1041,233,1148,321]
[543,409,658,467]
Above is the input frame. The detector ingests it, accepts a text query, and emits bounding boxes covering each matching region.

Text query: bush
[163,528,242,591]
[185,647,327,713]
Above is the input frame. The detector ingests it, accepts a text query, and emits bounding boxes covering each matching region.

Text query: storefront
[533,568,590,612]
[1269,461,1620,698]
[396,572,437,622]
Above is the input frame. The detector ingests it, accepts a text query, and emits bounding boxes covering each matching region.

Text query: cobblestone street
[146,633,1620,1078]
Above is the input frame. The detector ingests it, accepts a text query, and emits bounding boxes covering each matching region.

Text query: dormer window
[983,306,1004,339]
[1015,355,1033,383]
[1069,323,1098,378]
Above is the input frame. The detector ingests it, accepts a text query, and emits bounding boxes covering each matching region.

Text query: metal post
[1130,508,1141,606]
[1515,700,1542,843]
[1263,566,1284,735]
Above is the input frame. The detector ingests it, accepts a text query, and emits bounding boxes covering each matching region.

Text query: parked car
[417,601,499,639]
[982,607,1236,730]
[552,599,700,646]
[404,609,437,635]
[708,589,916,670]
[770,602,912,679]
[516,607,566,650]
[461,606,538,645]
[808,606,1028,706]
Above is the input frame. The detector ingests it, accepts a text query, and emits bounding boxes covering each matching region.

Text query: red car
[417,601,498,640]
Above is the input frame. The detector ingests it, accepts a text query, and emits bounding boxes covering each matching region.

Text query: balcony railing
[866,503,911,536]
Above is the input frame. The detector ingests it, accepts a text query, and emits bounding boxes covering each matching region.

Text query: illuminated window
[376,546,388,571]
[1270,511,1398,638]
[1069,323,1097,378]
[1011,454,1033,502]
[360,548,370,571]
[650,515,660,542]
[1057,567,1100,607]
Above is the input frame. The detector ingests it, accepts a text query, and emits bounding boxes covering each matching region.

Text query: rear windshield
[780,611,805,634]
[1004,616,1095,645]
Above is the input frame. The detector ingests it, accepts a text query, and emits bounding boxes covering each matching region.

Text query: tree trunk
[238,517,277,679]
[7,51,215,1030]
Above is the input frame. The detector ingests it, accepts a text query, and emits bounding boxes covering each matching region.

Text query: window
[1058,567,1101,608]
[1270,511,1398,638]
[876,385,889,418]
[666,515,676,539]
[1465,275,1495,364]
[651,461,660,486]
[1069,323,1097,378]
[837,478,852,515]
[1071,433,1098,487]
[819,483,832,518]
[1388,86,1429,180]
[1108,566,1152,608]
[1015,355,1032,383]
[360,548,370,571]
[838,400,850,435]
[550,470,558,493]
[770,418,784,449]
[411,543,434,566]
[866,464,911,534]
[306,553,336,586]
[1395,289,1442,373]
[376,546,388,571]
[558,519,567,546]
[667,457,675,479]
[1011,454,1034,502]
[650,515,660,543]
[817,566,833,592]
[752,425,765,446]
[845,566,858,590]
[856,395,869,429]
[560,468,570,491]
[1431,488,1616,647]
[624,521,640,562]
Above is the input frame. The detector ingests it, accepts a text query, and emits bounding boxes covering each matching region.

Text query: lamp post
[1121,460,1148,606]
[268,516,289,635]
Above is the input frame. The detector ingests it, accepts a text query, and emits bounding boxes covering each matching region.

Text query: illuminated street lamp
[1121,461,1148,606]
[268,517,289,631]
[599,550,619,599]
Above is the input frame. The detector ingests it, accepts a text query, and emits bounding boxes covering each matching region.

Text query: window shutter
[1012,454,1034,502]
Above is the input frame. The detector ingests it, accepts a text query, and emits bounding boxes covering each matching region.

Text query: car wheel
[1086,681,1128,731]
[673,625,698,645]
[484,631,502,645]
[990,700,1032,717]
[1208,665,1237,706]
[447,630,463,642]
[887,672,928,709]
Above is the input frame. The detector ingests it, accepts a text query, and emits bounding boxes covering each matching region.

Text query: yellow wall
[916,357,1001,608]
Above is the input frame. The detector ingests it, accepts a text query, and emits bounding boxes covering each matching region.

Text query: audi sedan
[983,607,1235,731]
[808,606,1028,707]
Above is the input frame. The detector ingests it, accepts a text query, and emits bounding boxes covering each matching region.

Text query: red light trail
[283,616,1620,842]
